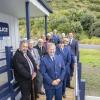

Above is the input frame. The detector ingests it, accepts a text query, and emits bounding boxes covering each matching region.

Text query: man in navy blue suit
[56,40,71,98]
[40,43,65,100]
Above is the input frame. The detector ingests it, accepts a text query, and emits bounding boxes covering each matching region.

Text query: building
[0,0,52,99]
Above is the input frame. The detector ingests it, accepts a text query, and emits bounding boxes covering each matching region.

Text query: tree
[89,20,100,37]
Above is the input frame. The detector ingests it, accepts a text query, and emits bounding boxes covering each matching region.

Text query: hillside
[19,0,100,38]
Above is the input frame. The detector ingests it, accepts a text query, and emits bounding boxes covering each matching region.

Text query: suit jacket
[70,39,79,57]
[34,45,47,57]
[40,54,65,90]
[13,49,37,82]
[28,48,40,65]
[56,46,71,74]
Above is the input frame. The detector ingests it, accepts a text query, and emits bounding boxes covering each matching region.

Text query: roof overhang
[0,0,52,18]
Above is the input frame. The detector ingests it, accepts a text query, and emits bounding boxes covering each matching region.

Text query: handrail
[75,63,80,100]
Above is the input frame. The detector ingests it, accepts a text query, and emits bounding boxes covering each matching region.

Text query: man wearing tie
[13,40,37,100]
[34,39,47,57]
[68,32,79,62]
[40,43,65,100]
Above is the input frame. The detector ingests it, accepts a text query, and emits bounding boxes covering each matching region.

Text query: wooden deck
[37,77,75,100]
[37,88,74,100]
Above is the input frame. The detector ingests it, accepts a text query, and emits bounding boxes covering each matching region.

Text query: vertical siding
[0,12,20,50]
[0,12,20,87]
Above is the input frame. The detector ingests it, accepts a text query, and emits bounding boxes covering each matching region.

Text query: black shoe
[36,95,39,98]
[68,86,74,89]
[39,91,45,95]
[63,94,66,98]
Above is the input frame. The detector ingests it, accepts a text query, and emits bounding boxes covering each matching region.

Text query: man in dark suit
[34,39,47,57]
[40,43,66,100]
[68,32,79,88]
[56,40,71,98]
[68,32,79,62]
[13,40,37,100]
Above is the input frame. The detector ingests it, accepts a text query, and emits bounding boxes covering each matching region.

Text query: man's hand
[32,72,36,80]
[52,80,58,85]
[56,79,61,84]
[52,79,61,85]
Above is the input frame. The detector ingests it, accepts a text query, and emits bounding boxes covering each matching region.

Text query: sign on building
[0,22,9,36]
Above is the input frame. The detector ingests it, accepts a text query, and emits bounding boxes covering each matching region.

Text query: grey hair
[19,40,28,48]
[47,43,56,50]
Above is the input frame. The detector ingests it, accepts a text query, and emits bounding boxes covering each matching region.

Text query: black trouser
[35,70,43,93]
[19,80,35,100]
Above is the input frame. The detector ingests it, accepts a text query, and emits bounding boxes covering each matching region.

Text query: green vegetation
[80,49,100,67]
[80,49,100,96]
[19,0,100,39]
[80,37,100,44]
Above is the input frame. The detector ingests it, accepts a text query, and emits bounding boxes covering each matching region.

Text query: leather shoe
[63,94,66,98]
[39,91,45,95]
[36,95,39,98]
[68,86,74,89]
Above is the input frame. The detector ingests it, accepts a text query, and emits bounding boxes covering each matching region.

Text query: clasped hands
[52,79,61,86]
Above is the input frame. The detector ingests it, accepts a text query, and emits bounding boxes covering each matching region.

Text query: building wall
[0,12,20,87]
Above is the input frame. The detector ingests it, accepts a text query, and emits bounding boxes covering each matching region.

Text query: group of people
[13,30,79,100]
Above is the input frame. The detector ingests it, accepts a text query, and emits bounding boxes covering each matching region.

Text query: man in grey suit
[28,39,44,98]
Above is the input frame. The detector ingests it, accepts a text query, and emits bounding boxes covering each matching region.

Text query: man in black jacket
[34,39,47,57]
[13,40,37,100]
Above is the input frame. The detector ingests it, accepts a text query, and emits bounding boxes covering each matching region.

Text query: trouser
[19,80,35,100]
[45,87,62,100]
[35,70,43,92]
[70,63,74,77]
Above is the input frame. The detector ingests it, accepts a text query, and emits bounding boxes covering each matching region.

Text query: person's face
[47,45,56,56]
[20,43,28,53]
[69,33,74,39]
[38,41,43,47]
[28,42,34,49]
[64,38,69,45]
[59,43,64,48]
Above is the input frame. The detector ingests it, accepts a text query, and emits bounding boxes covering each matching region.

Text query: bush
[70,21,83,34]
[80,13,95,31]
[90,20,100,37]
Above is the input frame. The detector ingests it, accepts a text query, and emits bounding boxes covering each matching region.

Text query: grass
[80,49,100,96]
[80,37,100,45]
[80,49,100,67]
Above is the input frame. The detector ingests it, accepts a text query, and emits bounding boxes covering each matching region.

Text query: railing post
[5,46,14,100]
[78,62,82,88]
[80,79,85,100]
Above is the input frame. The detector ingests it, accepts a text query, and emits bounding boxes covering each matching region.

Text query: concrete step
[86,96,100,100]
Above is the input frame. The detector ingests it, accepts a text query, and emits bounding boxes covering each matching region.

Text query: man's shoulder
[55,54,63,60]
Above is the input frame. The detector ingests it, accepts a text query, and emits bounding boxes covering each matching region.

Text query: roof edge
[37,0,53,13]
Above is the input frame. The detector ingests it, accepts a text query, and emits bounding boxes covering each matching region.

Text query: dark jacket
[34,45,47,57]
[13,49,37,82]
[70,39,79,57]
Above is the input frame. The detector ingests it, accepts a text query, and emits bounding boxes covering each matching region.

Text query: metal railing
[75,61,86,100]
[0,46,20,100]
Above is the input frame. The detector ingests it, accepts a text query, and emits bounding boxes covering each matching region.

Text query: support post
[26,0,30,39]
[45,15,48,37]
[80,79,85,100]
